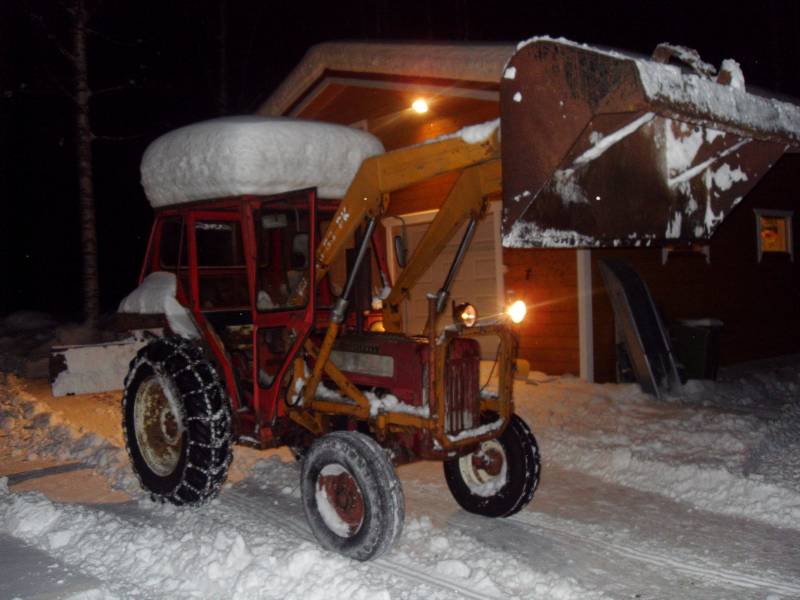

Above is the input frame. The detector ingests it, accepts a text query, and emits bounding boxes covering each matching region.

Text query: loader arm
[382,159,502,332]
[296,128,500,408]
[308,129,500,295]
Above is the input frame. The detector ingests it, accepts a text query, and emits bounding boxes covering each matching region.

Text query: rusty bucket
[500,38,800,248]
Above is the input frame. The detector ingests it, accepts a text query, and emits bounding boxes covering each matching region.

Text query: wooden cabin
[259,41,800,381]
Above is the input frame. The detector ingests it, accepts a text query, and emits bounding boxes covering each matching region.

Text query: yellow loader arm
[295,127,501,411]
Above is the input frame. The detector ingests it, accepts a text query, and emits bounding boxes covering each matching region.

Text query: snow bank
[118,271,198,339]
[141,117,385,208]
[0,377,139,495]
[513,364,800,530]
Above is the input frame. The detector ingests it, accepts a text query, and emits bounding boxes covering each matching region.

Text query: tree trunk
[73,0,99,326]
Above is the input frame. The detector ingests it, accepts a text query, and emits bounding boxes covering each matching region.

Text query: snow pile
[365,391,430,418]
[719,58,745,90]
[512,362,800,529]
[423,117,500,147]
[141,117,385,208]
[503,220,601,248]
[118,271,198,339]
[0,377,139,495]
[458,118,500,144]
[311,381,431,419]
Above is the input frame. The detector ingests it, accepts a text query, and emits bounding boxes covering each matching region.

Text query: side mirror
[394,234,407,268]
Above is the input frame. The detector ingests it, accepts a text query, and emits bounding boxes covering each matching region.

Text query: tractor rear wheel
[301,431,404,561]
[443,414,540,517]
[123,336,232,505]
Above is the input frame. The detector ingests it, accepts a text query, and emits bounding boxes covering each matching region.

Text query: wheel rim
[133,376,184,477]
[458,439,508,497]
[315,464,365,538]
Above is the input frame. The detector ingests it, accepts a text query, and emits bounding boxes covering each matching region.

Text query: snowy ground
[1,358,799,599]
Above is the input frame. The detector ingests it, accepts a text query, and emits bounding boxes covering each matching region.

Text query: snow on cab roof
[140,116,385,208]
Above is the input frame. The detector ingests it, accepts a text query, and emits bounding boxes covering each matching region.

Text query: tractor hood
[500,37,800,248]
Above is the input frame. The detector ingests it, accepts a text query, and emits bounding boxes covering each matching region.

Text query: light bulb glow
[506,300,527,324]
[460,304,477,327]
[412,98,429,114]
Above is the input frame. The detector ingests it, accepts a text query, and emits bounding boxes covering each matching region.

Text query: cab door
[186,208,252,411]
[249,189,317,432]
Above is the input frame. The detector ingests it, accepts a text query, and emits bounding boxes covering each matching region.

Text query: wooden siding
[504,248,580,375]
[592,154,800,382]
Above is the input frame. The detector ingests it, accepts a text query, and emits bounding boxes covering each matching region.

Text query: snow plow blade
[49,334,150,397]
[500,38,800,248]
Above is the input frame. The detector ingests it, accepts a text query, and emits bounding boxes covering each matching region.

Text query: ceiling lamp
[411,98,428,114]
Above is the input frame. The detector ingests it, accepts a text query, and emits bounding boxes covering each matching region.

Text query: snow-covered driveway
[2,361,799,599]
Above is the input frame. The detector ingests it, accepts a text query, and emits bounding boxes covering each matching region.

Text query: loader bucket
[500,38,800,248]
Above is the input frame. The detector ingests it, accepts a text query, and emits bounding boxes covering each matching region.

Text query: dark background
[1,0,798,320]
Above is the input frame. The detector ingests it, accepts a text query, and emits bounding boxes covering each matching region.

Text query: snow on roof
[518,36,800,143]
[140,116,385,208]
[260,41,515,116]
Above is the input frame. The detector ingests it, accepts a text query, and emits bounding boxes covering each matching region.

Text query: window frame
[754,208,794,262]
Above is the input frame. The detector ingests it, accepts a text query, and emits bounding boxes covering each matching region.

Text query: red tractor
[120,115,538,561]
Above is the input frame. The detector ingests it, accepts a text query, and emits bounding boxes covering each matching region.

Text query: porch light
[412,98,429,114]
[506,300,527,324]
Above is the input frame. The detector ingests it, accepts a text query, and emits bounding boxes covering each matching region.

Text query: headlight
[453,302,477,327]
[506,300,527,324]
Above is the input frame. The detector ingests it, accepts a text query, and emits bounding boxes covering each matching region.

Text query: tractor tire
[443,414,540,517]
[122,336,232,505]
[301,431,404,561]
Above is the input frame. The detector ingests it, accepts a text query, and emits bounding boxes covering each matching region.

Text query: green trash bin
[670,319,723,381]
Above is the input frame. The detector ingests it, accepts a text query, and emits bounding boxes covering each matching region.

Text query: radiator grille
[444,345,481,435]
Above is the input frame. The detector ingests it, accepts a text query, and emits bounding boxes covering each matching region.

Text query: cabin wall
[592,154,800,382]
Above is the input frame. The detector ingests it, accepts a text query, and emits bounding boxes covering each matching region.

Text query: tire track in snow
[511,512,800,597]
[223,487,502,600]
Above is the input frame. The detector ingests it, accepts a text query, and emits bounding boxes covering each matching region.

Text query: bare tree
[72,0,99,326]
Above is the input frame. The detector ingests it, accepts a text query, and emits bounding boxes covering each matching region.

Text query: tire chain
[123,336,232,505]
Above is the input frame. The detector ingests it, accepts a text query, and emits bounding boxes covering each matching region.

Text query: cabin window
[254,203,311,312]
[195,219,249,309]
[754,209,794,262]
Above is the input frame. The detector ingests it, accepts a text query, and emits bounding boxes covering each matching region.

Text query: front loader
[53,38,800,560]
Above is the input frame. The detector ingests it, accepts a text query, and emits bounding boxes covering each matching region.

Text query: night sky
[1,0,798,320]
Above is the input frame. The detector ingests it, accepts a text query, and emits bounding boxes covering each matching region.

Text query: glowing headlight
[506,300,527,324]
[453,302,477,327]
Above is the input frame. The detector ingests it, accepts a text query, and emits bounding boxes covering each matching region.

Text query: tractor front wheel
[301,431,404,561]
[443,413,540,517]
[123,336,232,505]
